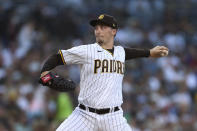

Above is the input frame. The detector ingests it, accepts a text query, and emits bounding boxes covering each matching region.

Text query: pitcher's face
[94,24,116,45]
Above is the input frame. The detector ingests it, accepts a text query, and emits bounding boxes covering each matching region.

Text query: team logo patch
[98,14,104,20]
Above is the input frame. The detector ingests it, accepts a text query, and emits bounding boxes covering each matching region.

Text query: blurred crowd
[0,0,197,131]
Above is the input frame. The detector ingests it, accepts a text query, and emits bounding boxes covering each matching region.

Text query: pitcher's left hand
[150,46,169,58]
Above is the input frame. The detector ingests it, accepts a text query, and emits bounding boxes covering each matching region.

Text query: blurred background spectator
[0,0,197,130]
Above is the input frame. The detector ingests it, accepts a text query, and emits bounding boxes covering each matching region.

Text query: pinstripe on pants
[56,107,132,131]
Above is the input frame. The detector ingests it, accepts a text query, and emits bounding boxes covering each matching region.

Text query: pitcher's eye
[101,25,107,29]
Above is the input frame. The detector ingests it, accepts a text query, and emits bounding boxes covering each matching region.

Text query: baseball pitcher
[39,14,169,131]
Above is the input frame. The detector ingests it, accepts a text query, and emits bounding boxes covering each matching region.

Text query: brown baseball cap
[90,14,118,29]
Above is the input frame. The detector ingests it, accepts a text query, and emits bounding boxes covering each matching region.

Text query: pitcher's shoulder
[89,43,98,47]
[72,43,96,49]
[81,43,97,47]
[115,45,125,51]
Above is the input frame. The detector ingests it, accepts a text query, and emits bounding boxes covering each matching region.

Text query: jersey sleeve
[58,45,87,65]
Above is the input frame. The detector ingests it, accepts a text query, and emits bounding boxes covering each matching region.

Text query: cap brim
[90,19,113,28]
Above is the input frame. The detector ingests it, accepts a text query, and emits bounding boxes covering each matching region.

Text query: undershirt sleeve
[40,54,64,73]
[124,47,150,60]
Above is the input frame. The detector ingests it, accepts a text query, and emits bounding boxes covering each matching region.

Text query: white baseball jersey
[59,43,125,108]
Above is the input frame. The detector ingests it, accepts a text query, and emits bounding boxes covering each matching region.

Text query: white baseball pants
[56,107,132,131]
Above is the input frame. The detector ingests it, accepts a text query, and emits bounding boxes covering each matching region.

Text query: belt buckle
[110,107,114,113]
[86,106,89,112]
[93,109,97,113]
[89,107,96,113]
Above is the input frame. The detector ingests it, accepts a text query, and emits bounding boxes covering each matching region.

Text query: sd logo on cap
[98,14,104,20]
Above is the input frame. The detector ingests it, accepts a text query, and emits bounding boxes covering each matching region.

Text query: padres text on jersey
[94,59,124,74]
